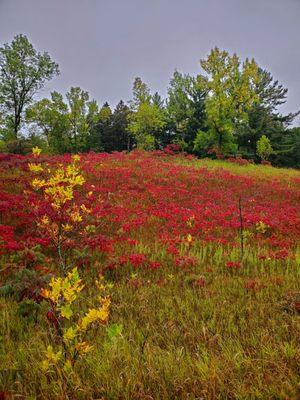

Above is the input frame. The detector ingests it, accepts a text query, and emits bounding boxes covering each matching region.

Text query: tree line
[0,34,299,167]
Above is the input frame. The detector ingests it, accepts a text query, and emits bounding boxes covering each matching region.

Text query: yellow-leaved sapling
[41,267,111,374]
[28,148,92,273]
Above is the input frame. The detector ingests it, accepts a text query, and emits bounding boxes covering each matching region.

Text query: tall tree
[127,102,166,150]
[92,101,133,153]
[66,87,90,152]
[26,91,71,153]
[152,92,165,109]
[166,70,206,151]
[0,34,59,139]
[194,47,259,155]
[109,101,133,151]
[128,77,166,150]
[237,68,299,158]
[88,102,112,152]
[129,77,152,110]
[27,89,100,153]
[273,126,300,168]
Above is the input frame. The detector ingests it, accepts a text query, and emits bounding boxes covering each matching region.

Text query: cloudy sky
[0,0,299,123]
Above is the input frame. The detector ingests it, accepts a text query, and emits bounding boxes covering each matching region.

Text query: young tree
[0,34,59,139]
[195,47,259,155]
[256,134,273,161]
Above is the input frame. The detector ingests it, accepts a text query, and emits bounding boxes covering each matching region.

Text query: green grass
[1,246,300,399]
[177,156,300,180]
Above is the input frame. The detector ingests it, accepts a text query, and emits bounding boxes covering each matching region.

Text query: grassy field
[0,151,299,399]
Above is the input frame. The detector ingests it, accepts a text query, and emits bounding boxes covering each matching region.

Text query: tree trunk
[14,114,21,139]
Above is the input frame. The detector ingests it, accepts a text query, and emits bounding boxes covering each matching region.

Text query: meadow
[0,149,299,399]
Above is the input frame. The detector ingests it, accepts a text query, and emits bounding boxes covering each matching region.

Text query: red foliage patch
[0,151,299,273]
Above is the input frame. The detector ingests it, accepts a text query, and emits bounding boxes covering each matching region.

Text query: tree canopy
[0,35,299,168]
[0,34,59,139]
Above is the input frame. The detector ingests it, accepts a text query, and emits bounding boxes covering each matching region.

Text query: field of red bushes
[0,151,299,274]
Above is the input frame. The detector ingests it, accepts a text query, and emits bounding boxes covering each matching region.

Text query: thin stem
[238,196,244,261]
[57,223,66,274]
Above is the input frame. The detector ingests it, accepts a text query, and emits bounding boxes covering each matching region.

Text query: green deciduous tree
[256,134,273,161]
[27,88,101,154]
[128,102,166,150]
[0,34,59,139]
[194,47,259,155]
[26,91,71,153]
[66,87,91,152]
[128,78,166,150]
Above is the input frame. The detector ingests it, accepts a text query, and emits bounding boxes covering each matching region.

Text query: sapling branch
[238,196,244,261]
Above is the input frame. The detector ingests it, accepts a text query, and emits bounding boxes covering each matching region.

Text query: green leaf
[107,323,123,341]
[60,304,73,319]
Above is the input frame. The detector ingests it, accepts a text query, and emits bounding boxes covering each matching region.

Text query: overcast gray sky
[0,0,299,123]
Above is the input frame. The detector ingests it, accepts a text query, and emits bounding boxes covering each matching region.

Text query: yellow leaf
[63,326,77,341]
[41,359,49,371]
[45,345,62,363]
[28,163,43,173]
[186,234,193,243]
[32,146,42,156]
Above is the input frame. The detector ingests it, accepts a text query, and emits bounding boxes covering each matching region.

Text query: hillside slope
[0,151,299,399]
